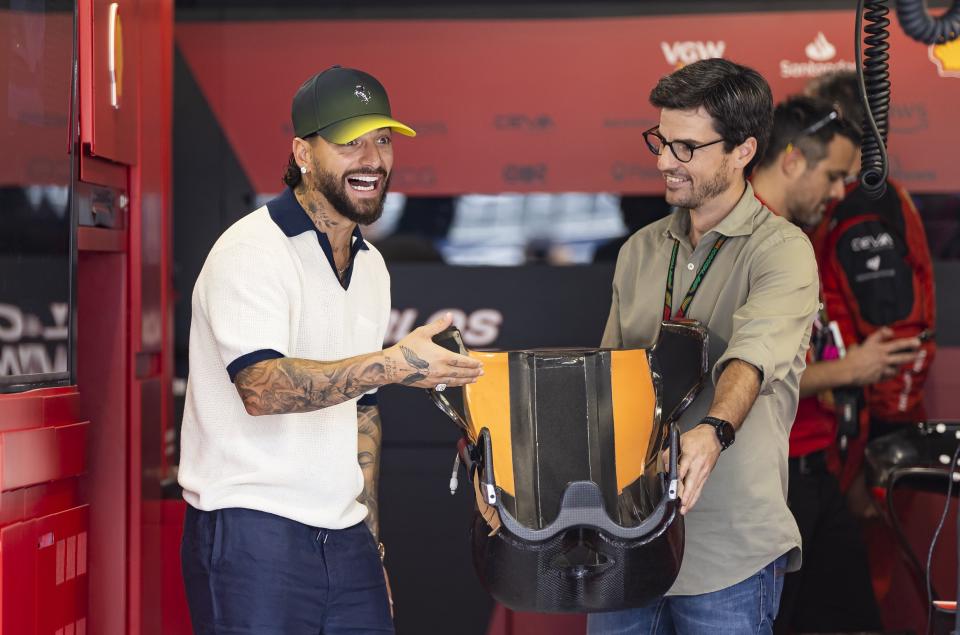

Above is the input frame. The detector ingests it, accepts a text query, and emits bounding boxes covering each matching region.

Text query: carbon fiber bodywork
[429,321,708,612]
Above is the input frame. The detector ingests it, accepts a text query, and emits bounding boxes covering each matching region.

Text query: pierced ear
[292,137,312,169]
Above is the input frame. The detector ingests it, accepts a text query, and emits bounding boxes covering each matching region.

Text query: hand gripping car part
[428,321,709,613]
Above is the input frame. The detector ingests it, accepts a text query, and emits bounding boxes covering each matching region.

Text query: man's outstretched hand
[383,313,483,389]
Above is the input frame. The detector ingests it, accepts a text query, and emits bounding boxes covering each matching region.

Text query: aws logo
[929,38,960,78]
[660,41,726,68]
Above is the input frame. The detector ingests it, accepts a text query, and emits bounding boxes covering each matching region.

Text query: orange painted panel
[610,350,656,492]
[464,352,514,496]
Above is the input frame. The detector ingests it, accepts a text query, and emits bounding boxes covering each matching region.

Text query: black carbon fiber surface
[470,500,684,613]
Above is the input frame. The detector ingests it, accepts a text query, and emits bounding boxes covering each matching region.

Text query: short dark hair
[649,58,773,177]
[282,152,302,189]
[759,96,861,169]
[806,71,865,136]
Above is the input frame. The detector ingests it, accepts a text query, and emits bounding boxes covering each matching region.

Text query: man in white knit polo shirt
[178,66,482,635]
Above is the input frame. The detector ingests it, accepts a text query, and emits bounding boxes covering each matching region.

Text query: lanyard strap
[663,235,728,320]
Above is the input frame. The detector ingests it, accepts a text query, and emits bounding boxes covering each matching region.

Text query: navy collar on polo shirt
[267,187,370,289]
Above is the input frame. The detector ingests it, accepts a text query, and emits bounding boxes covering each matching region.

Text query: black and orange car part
[429,321,708,612]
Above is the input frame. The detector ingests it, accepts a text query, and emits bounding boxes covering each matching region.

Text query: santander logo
[781,31,854,78]
[805,32,837,62]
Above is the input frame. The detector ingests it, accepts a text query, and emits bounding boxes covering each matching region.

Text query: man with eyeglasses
[589,59,818,634]
[752,95,918,633]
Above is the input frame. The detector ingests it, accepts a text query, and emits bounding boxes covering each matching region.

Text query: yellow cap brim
[320,115,417,144]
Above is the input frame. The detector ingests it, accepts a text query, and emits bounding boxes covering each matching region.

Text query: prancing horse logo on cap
[354,84,372,103]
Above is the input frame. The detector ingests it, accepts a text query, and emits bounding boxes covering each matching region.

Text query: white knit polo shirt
[178,187,390,529]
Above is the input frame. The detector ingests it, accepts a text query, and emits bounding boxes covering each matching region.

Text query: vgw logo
[660,41,726,68]
[385,309,502,347]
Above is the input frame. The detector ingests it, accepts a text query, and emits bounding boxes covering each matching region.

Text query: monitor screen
[0,0,75,391]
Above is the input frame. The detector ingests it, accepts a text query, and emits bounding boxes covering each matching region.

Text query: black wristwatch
[699,416,736,451]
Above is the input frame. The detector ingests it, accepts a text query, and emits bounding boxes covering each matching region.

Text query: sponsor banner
[177,11,960,195]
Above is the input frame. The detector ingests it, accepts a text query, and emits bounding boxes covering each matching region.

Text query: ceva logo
[851,232,894,252]
[661,41,726,68]
[805,32,836,62]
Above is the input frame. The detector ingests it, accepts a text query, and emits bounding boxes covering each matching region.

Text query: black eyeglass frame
[642,126,727,163]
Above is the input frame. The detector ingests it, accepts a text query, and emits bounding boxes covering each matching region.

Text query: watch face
[719,423,735,448]
[701,418,734,449]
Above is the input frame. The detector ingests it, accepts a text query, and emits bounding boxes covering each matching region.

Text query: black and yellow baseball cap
[291,66,416,144]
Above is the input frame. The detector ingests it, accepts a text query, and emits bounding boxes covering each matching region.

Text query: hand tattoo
[398,345,430,385]
[400,346,429,370]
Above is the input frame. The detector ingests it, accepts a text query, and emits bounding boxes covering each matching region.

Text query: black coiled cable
[897,0,960,45]
[856,0,891,199]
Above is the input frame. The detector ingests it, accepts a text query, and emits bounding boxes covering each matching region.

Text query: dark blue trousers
[181,505,393,635]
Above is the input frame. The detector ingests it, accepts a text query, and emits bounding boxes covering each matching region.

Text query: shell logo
[929,38,960,79]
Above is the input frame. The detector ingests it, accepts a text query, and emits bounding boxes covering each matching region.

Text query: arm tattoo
[235,352,388,415]
[356,405,382,542]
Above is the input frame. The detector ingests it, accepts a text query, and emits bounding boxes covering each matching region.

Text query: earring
[300,165,307,174]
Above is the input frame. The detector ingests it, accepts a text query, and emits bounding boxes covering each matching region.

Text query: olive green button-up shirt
[603,183,819,595]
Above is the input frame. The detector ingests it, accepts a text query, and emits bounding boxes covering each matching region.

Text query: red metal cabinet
[79,0,139,165]
[0,505,89,635]
[35,506,90,635]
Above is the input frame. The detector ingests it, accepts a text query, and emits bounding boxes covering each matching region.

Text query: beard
[664,155,732,210]
[787,200,826,229]
[784,177,828,228]
[309,165,391,226]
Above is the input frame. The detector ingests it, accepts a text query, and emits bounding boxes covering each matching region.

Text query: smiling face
[655,107,744,211]
[301,127,394,225]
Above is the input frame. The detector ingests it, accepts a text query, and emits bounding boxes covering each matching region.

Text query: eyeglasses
[642,126,726,163]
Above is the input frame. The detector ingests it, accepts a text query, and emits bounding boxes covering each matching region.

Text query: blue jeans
[587,555,788,635]
[181,505,393,635]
